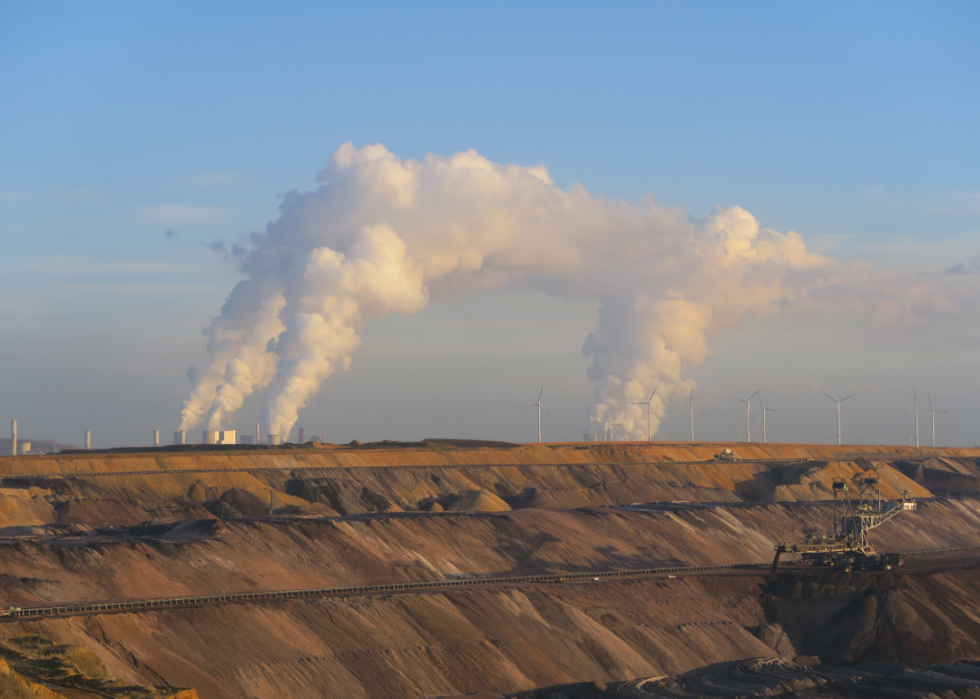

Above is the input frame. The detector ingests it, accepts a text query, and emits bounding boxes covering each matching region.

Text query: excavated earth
[0,441,978,698]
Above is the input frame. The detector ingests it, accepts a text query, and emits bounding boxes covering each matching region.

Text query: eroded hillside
[0,442,977,698]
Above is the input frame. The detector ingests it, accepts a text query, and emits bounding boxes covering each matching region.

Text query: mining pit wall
[0,442,978,698]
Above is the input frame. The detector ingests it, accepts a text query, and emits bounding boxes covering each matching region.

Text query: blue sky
[1,1,978,447]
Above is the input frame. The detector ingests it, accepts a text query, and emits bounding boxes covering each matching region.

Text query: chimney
[298,427,305,444]
[85,430,91,450]
[256,422,260,445]
[10,420,17,456]
[153,430,160,447]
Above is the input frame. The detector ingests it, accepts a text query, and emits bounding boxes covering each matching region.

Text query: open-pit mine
[1,440,980,698]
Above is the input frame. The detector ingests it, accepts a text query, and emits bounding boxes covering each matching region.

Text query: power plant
[202,430,236,445]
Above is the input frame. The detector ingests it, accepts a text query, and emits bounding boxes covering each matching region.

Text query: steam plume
[179,143,954,440]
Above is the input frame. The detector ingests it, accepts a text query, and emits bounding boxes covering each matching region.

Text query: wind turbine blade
[823,392,838,403]
[769,408,780,413]
[730,396,746,403]
[649,386,659,402]
[752,409,763,420]
[521,404,538,410]
[841,394,855,402]
[698,409,707,416]
[749,389,760,401]
[544,410,553,419]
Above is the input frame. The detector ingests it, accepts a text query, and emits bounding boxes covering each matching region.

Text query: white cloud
[868,186,980,216]
[177,172,254,190]
[178,142,972,441]
[18,255,216,277]
[52,188,106,205]
[138,204,227,225]
[805,234,849,253]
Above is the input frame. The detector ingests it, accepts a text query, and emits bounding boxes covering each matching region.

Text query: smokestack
[298,427,304,444]
[267,434,281,446]
[10,420,17,456]
[173,429,186,445]
[153,430,160,447]
[85,430,91,450]
[256,422,260,445]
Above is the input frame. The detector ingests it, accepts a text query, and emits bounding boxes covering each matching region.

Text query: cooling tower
[267,434,282,446]
[153,430,160,447]
[173,429,186,445]
[298,428,304,444]
[202,430,219,445]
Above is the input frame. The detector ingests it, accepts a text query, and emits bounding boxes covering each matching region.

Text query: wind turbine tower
[522,386,550,443]
[823,392,855,446]
[631,386,659,442]
[927,394,946,448]
[754,392,779,443]
[689,390,705,441]
[905,390,921,448]
[730,390,760,442]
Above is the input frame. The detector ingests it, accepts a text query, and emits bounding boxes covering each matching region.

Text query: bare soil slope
[0,443,978,698]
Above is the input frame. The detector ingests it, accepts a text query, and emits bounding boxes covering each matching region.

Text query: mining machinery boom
[772,472,916,572]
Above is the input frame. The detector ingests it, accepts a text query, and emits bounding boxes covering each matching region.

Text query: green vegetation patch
[0,633,191,698]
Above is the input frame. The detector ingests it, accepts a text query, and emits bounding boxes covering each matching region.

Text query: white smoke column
[262,224,428,437]
[180,143,958,440]
[179,279,285,431]
[202,291,285,429]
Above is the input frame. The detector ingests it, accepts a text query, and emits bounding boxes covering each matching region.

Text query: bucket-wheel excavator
[772,471,916,573]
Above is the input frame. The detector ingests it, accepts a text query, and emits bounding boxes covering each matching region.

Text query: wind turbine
[753,392,779,443]
[604,421,623,442]
[824,392,855,446]
[689,390,706,441]
[522,386,551,443]
[631,386,659,442]
[730,390,760,442]
[927,394,946,448]
[904,389,921,448]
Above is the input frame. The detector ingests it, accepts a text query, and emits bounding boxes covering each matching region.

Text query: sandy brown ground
[0,443,976,698]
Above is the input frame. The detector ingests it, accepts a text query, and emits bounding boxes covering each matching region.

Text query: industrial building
[203,430,237,445]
